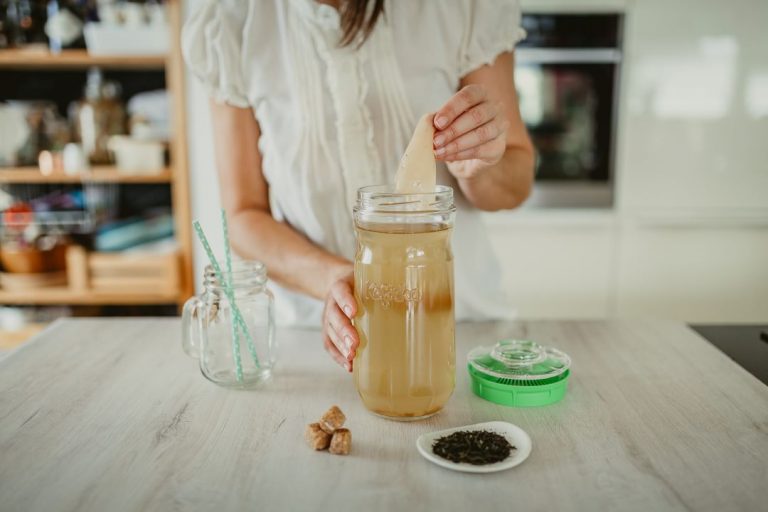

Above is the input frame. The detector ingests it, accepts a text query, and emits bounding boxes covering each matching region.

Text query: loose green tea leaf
[432,430,515,465]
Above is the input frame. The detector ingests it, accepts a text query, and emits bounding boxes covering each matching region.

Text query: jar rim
[354,184,455,214]
[203,259,267,289]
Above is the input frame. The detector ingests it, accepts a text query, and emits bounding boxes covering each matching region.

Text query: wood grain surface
[0,318,766,512]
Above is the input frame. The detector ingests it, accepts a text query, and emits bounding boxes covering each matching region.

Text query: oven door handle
[515,48,622,64]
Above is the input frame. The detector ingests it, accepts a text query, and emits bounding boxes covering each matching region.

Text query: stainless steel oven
[515,13,623,208]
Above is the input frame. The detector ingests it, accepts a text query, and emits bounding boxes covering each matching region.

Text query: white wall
[182,0,768,322]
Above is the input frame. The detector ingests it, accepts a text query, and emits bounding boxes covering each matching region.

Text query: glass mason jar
[352,185,456,420]
[182,260,276,388]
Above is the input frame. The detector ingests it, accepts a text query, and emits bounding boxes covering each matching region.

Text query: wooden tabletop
[1,319,766,512]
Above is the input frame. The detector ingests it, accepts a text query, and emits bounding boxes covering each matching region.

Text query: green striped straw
[220,209,243,382]
[192,220,258,352]
[220,209,261,367]
[193,221,259,382]
[192,221,242,382]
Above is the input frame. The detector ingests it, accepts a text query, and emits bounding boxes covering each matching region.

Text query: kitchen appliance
[690,325,768,385]
[352,185,456,420]
[515,13,623,208]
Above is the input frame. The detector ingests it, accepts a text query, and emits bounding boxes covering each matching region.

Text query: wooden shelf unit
[0,288,179,305]
[0,48,166,69]
[0,1,194,308]
[0,247,181,306]
[0,166,172,184]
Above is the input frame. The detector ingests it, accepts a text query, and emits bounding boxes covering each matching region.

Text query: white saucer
[416,421,532,473]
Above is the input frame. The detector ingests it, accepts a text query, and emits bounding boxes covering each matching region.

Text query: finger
[435,119,508,159]
[326,304,358,359]
[434,101,500,149]
[440,132,508,163]
[328,323,357,365]
[433,84,487,130]
[330,280,357,318]
[324,335,351,371]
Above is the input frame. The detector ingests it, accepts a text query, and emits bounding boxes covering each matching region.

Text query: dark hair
[339,0,385,47]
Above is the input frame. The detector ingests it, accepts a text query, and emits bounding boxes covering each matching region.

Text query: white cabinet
[485,212,768,322]
[616,0,768,213]
[608,0,768,321]
[616,222,768,323]
[484,212,616,319]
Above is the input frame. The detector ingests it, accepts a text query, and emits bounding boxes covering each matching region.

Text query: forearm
[455,147,535,211]
[228,208,351,300]
[208,101,350,300]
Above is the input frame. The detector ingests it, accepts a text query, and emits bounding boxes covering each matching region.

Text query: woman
[183,0,534,372]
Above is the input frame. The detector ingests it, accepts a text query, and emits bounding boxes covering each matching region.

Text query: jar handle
[181,295,202,359]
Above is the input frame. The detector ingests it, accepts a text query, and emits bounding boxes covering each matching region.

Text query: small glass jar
[182,260,276,388]
[353,185,457,420]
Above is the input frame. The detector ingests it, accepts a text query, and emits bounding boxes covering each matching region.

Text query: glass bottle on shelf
[4,0,28,46]
[16,101,56,166]
[0,1,10,48]
[70,67,126,165]
[45,0,85,52]
[5,0,47,47]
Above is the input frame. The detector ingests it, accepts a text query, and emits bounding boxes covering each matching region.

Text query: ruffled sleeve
[458,0,527,77]
[181,0,250,108]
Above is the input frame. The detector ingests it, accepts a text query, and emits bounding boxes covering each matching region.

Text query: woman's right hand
[322,267,359,373]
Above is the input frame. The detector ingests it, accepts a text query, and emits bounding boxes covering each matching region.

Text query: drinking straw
[192,221,259,367]
[193,221,260,381]
[193,221,242,382]
[220,209,243,382]
[221,209,261,367]
[192,221,258,352]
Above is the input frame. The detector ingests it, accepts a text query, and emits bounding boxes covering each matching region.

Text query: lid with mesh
[467,339,571,382]
[467,340,572,407]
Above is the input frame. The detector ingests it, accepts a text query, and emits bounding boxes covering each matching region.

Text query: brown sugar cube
[305,423,331,451]
[319,405,346,434]
[329,428,352,455]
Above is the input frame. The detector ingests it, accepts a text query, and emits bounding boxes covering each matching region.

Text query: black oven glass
[515,14,623,184]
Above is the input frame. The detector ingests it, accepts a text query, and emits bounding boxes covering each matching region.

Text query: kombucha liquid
[353,223,455,420]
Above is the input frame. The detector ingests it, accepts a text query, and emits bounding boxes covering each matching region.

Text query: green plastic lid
[467,340,571,407]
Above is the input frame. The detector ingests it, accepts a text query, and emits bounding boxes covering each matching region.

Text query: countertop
[1,318,766,512]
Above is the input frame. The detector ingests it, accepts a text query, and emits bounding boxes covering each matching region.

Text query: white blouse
[183,0,526,326]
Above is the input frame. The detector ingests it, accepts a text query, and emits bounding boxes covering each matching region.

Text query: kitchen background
[1,0,766,351]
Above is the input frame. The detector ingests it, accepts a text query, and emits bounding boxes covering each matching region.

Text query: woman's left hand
[432,84,510,180]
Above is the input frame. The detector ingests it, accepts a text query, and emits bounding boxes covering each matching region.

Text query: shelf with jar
[0,48,166,69]
[1,200,179,295]
[0,1,192,318]
[0,243,179,304]
[0,1,170,57]
[0,165,172,183]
